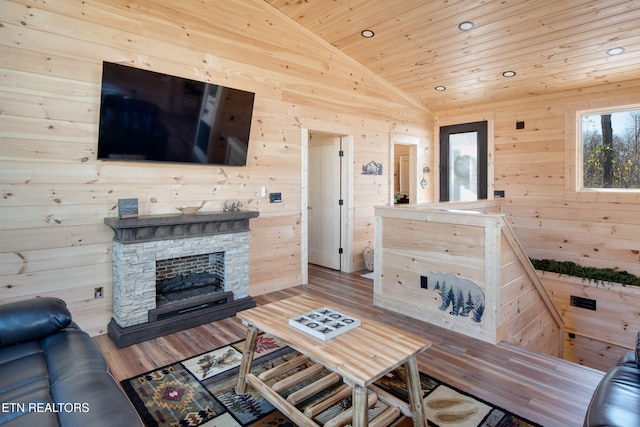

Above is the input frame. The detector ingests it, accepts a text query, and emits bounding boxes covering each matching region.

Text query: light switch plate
[269,193,282,203]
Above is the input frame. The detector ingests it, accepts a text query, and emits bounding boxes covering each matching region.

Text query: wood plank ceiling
[263,0,640,112]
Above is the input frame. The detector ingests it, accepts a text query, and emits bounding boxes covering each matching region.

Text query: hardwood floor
[94,265,604,427]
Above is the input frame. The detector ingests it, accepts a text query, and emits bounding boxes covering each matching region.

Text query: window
[439,121,488,202]
[580,108,640,189]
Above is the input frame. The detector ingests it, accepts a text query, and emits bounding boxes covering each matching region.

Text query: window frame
[565,96,640,204]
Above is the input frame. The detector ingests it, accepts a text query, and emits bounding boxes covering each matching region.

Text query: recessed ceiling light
[502,71,516,77]
[361,30,375,38]
[458,21,475,31]
[435,86,446,91]
[606,47,625,56]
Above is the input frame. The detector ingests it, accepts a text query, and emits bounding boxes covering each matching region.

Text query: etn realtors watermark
[2,402,90,413]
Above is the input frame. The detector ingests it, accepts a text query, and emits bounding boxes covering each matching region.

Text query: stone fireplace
[104,211,259,347]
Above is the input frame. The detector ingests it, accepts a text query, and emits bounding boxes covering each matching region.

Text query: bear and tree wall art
[427,272,485,323]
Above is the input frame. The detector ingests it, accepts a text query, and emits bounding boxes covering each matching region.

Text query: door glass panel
[449,132,478,201]
[439,121,487,202]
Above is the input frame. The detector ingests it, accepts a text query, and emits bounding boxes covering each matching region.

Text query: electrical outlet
[420,275,428,289]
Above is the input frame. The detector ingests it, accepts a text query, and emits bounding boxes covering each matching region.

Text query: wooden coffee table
[235,295,431,427]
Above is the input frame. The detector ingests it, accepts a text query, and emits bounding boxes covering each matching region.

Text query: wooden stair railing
[499,217,564,333]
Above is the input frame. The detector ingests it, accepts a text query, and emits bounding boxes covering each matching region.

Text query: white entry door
[308,133,342,270]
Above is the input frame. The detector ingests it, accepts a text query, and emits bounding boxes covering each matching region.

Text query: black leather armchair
[0,298,142,426]
[583,332,640,427]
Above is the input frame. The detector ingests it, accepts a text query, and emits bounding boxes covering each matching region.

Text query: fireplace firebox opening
[155,252,225,305]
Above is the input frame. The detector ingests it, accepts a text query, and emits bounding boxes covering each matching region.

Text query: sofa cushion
[0,339,49,425]
[42,329,108,385]
[5,413,61,427]
[0,340,44,367]
[52,371,141,427]
[0,351,49,394]
[583,364,640,427]
[0,298,71,348]
[636,331,640,369]
[617,350,637,367]
[0,379,57,426]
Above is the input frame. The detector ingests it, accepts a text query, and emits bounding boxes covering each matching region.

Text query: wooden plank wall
[541,272,640,370]
[374,215,494,342]
[0,0,433,335]
[498,236,562,357]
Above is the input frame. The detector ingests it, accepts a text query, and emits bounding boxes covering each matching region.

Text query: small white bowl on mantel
[177,206,201,215]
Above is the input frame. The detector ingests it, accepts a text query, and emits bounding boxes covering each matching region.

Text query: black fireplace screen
[155,252,224,305]
[156,271,223,303]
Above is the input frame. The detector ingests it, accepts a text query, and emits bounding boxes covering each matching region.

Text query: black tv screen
[97,62,255,166]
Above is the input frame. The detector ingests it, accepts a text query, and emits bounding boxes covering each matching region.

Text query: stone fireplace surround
[104,211,259,347]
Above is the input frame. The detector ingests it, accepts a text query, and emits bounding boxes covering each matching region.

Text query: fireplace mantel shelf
[104,211,259,244]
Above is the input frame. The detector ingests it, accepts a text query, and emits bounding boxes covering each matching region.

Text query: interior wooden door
[308,133,342,270]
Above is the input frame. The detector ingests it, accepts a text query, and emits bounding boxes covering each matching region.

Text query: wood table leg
[235,324,258,394]
[352,385,368,427]
[405,357,426,427]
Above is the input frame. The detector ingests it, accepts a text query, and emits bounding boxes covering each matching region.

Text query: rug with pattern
[121,334,543,427]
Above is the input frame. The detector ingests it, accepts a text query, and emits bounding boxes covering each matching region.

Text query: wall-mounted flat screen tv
[97,62,255,166]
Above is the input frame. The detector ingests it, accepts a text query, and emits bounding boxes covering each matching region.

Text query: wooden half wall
[373,202,563,357]
[541,272,640,370]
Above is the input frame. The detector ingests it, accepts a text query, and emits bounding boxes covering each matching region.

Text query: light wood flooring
[94,265,604,427]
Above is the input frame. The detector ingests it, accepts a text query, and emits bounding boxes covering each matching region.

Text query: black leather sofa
[583,332,640,427]
[0,298,142,426]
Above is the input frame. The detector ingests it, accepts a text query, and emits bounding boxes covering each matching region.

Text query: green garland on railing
[530,258,640,286]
